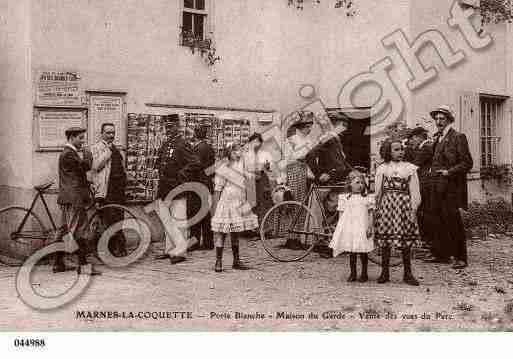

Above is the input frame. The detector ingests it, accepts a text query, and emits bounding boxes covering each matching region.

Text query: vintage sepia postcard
[1,2,513,352]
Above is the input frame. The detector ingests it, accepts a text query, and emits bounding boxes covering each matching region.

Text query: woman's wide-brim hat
[290,111,314,129]
[430,105,455,122]
[408,126,428,138]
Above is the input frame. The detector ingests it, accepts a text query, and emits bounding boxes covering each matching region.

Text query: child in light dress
[329,170,375,282]
[211,143,259,273]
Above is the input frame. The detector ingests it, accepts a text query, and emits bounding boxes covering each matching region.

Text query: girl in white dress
[211,143,259,272]
[329,170,375,282]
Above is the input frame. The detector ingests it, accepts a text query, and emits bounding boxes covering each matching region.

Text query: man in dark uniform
[305,115,352,257]
[306,117,352,186]
[155,115,201,264]
[427,106,473,269]
[54,126,101,275]
[406,126,434,247]
[189,124,215,250]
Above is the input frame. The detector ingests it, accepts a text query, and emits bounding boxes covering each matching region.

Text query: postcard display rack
[126,113,251,202]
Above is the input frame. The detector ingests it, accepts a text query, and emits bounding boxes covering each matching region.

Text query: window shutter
[500,98,513,166]
[460,91,480,171]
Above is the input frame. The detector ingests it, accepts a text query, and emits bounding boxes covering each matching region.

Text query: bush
[461,199,513,235]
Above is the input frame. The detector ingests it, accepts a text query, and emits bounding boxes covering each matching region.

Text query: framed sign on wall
[87,90,127,148]
[34,107,88,151]
[35,70,86,107]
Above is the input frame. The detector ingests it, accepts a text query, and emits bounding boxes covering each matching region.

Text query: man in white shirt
[84,123,128,257]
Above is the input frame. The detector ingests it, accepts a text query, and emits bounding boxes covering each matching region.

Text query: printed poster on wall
[37,109,87,149]
[35,70,83,107]
[89,95,124,146]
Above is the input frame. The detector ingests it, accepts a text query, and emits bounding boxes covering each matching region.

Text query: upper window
[182,0,208,45]
[480,96,504,167]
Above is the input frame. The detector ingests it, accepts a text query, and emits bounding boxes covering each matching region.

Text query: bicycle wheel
[260,201,323,262]
[368,245,420,267]
[0,206,48,261]
[87,204,145,258]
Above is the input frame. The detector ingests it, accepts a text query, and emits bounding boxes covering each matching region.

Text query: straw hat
[430,105,455,123]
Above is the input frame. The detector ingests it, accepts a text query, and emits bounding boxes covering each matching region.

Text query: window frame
[479,95,505,168]
[180,0,211,47]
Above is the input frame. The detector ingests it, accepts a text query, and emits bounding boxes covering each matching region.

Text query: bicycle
[259,167,421,265]
[0,181,143,266]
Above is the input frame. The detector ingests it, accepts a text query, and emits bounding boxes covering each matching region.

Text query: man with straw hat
[426,105,472,269]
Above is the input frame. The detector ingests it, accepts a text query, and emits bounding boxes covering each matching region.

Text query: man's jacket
[57,146,92,207]
[157,136,201,200]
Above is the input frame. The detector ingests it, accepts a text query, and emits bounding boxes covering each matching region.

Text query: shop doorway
[327,107,371,170]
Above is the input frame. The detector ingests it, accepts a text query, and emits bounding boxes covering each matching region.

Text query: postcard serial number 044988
[13,338,46,348]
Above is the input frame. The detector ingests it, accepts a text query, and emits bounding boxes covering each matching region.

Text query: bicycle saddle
[34,181,54,192]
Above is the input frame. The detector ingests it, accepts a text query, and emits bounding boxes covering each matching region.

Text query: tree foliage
[480,0,513,24]
[286,0,513,24]
[287,0,356,16]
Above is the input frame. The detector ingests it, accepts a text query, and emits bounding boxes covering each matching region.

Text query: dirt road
[1,236,512,331]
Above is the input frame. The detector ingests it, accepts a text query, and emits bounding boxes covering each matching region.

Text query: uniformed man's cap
[64,126,86,137]
[291,111,314,129]
[163,114,180,128]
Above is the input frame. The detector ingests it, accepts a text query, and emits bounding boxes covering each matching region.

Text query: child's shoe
[377,247,390,284]
[403,274,419,286]
[347,273,357,282]
[359,253,368,282]
[402,247,420,286]
[347,254,357,282]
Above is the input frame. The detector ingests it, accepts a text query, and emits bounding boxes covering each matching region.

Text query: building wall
[318,0,412,112]
[316,0,412,161]
[409,0,510,203]
[26,0,405,191]
[0,0,33,191]
[2,0,510,212]
[28,0,317,190]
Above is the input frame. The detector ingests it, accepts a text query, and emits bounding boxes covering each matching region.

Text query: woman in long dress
[275,112,316,249]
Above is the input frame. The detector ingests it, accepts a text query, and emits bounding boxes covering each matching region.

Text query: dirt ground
[1,234,513,331]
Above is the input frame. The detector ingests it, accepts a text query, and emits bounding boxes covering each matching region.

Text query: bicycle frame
[15,190,58,236]
[288,183,348,240]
